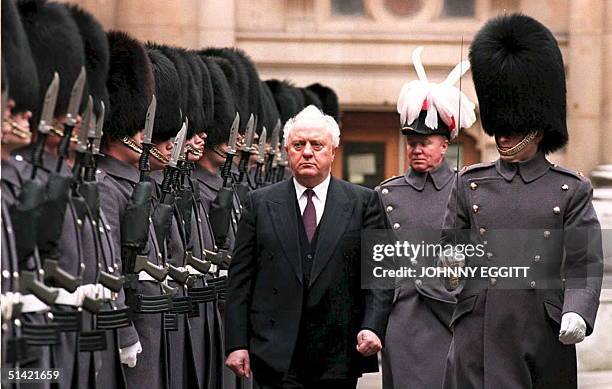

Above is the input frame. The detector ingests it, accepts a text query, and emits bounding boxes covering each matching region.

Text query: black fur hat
[148,44,188,121]
[198,56,235,148]
[105,30,154,140]
[17,0,85,122]
[65,4,109,118]
[307,83,340,123]
[301,87,322,110]
[201,48,254,133]
[190,51,214,131]
[2,0,39,114]
[469,13,567,154]
[265,79,298,125]
[181,51,205,139]
[146,48,181,143]
[259,81,280,136]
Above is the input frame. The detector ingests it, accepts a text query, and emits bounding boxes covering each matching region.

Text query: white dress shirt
[293,175,331,226]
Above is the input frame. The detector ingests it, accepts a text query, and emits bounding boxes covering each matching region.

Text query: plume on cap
[397,46,475,139]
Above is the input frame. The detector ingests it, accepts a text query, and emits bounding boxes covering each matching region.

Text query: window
[383,0,425,17]
[331,0,365,16]
[441,0,475,18]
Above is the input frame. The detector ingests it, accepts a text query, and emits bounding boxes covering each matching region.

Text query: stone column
[602,0,612,164]
[114,0,202,48]
[197,0,236,47]
[565,0,605,174]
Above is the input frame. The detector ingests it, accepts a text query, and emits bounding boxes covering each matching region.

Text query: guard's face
[406,134,448,173]
[186,132,206,162]
[151,138,173,170]
[1,101,32,149]
[496,133,542,162]
[287,125,336,187]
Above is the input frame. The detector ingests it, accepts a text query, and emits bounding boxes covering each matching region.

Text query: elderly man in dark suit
[225,105,393,388]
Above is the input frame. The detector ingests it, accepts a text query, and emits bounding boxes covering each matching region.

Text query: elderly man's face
[287,125,336,187]
[406,134,448,173]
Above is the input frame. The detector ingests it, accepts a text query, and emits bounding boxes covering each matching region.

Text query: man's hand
[559,312,586,345]
[226,349,251,378]
[119,341,142,368]
[356,329,382,357]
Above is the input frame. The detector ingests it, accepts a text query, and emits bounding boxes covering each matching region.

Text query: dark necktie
[303,189,316,242]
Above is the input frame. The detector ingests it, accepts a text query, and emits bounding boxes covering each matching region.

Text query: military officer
[378,46,476,389]
[441,14,603,389]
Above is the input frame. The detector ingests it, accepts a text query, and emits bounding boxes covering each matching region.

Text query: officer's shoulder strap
[460,161,495,175]
[550,164,589,182]
[377,175,403,187]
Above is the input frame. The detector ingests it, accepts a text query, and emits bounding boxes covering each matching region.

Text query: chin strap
[496,130,538,157]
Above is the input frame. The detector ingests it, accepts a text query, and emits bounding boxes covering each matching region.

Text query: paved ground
[356,370,612,388]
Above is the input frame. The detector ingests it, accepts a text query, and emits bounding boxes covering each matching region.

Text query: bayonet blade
[257,127,267,164]
[38,73,60,134]
[244,114,255,149]
[143,94,156,145]
[169,123,187,168]
[66,67,86,125]
[270,119,281,152]
[76,96,93,152]
[92,101,105,155]
[1,88,8,117]
[227,112,240,152]
[90,101,104,139]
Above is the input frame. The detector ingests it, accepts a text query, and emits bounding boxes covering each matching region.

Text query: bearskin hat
[307,83,340,123]
[146,48,181,143]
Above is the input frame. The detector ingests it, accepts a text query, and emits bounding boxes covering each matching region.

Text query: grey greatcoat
[442,152,603,389]
[376,160,458,389]
[96,155,166,389]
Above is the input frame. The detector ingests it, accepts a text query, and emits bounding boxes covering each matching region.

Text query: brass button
[490,278,497,286]
[77,219,83,227]
[561,184,569,191]
[553,206,560,215]
[415,279,423,287]
[543,230,551,239]
[47,312,54,320]
[470,182,478,190]
[410,259,418,266]
[534,255,541,262]
[2,270,10,278]
[381,188,389,195]
[472,204,479,213]
[386,205,393,213]
[393,222,400,230]
[530,281,536,289]
[479,227,486,236]
[106,224,111,231]
[38,269,45,276]
[92,220,97,227]
[14,319,21,327]
[157,252,163,259]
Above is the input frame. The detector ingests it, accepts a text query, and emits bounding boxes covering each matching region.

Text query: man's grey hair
[283,105,340,147]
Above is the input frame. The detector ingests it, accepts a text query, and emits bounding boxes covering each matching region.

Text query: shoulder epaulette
[550,164,588,181]
[460,161,495,174]
[378,175,403,187]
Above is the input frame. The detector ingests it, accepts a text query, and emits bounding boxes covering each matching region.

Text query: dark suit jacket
[225,176,393,379]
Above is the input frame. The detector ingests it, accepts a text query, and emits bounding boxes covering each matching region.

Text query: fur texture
[105,30,154,140]
[146,48,181,142]
[469,13,567,153]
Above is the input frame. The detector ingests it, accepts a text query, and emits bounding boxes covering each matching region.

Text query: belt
[96,307,132,330]
[1,293,50,315]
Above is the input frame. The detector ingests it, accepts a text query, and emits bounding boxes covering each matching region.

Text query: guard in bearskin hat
[441,14,603,389]
[95,30,173,389]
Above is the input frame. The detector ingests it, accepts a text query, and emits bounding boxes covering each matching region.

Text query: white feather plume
[397,47,476,139]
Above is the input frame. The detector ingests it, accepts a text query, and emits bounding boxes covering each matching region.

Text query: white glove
[94,284,114,300]
[1,292,21,321]
[559,312,586,345]
[120,341,142,368]
[76,284,99,305]
[438,249,465,268]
